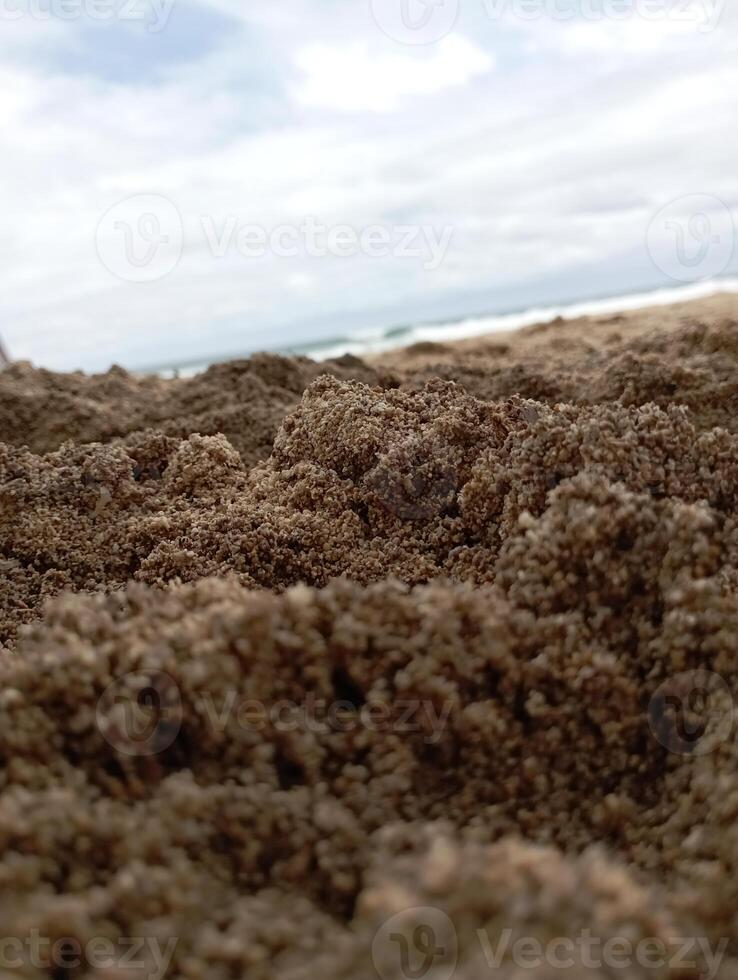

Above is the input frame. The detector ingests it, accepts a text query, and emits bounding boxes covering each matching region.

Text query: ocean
[160,277,738,378]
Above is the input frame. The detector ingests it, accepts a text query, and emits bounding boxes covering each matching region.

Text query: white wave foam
[305,278,738,362]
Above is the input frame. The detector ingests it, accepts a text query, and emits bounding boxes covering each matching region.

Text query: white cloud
[294,35,494,112]
[1,0,737,370]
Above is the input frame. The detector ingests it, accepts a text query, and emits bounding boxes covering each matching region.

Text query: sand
[376,291,738,433]
[0,292,737,978]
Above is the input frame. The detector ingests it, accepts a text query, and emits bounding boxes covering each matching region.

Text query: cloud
[294,35,494,113]
[0,0,737,370]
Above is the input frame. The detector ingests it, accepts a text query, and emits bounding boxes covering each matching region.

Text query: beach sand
[0,292,737,978]
[375,290,738,369]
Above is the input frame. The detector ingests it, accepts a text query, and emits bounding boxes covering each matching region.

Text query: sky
[1,0,737,371]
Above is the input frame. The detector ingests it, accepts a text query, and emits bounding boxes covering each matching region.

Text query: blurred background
[2,0,737,372]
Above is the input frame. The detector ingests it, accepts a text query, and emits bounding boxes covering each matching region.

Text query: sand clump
[2,374,737,645]
[0,353,395,467]
[382,293,738,433]
[1,294,738,978]
[1,575,737,977]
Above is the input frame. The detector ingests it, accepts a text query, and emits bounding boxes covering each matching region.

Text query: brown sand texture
[0,292,737,978]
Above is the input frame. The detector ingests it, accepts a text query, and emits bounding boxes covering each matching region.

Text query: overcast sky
[2,0,737,370]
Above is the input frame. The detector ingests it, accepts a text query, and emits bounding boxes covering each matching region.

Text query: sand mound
[1,573,736,977]
[3,374,737,646]
[384,295,738,433]
[2,295,738,978]
[0,353,395,466]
